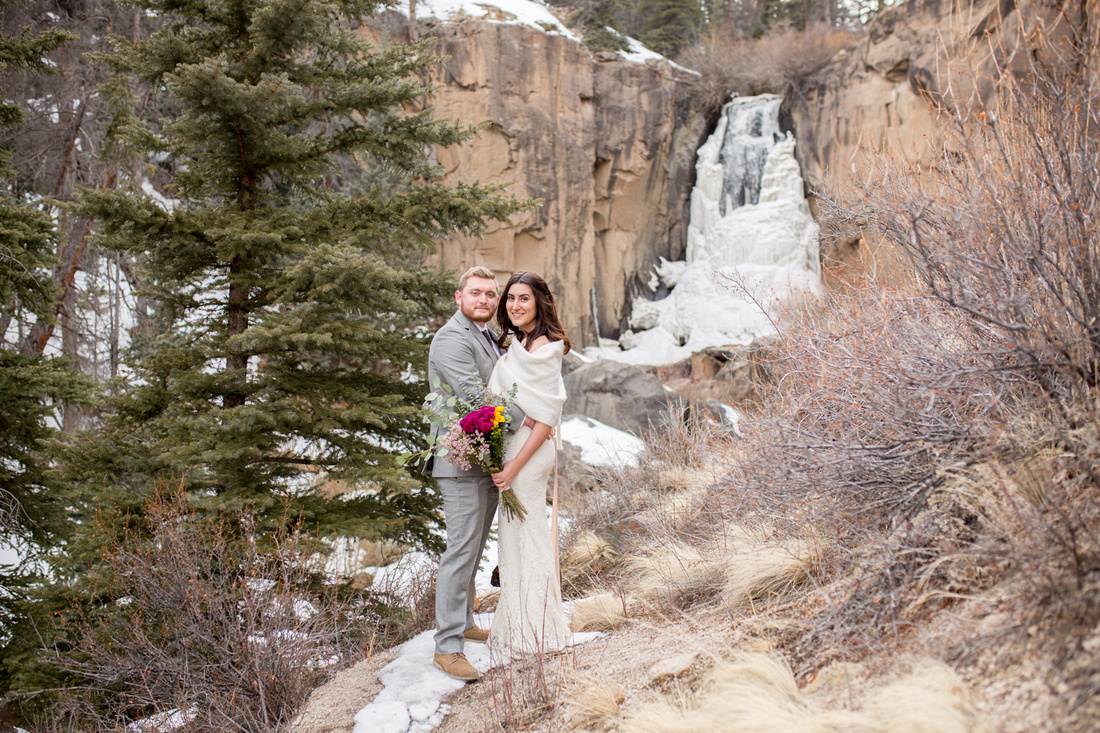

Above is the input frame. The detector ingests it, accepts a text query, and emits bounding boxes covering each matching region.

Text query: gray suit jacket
[427,311,524,478]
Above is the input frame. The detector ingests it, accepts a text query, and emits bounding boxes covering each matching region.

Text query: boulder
[564,359,685,436]
[555,438,602,493]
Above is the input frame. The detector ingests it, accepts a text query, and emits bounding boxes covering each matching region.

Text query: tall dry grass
[619,652,978,733]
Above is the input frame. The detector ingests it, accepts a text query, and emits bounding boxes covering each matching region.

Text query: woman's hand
[492,462,519,490]
[492,420,551,491]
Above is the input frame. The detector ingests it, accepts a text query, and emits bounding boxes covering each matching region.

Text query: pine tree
[639,0,703,57]
[72,0,532,547]
[0,3,90,701]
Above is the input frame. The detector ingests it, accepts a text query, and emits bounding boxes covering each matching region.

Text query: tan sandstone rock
[790,0,1086,275]
[366,13,708,346]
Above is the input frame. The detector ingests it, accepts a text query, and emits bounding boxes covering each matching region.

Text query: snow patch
[395,0,577,40]
[352,611,602,733]
[560,416,645,467]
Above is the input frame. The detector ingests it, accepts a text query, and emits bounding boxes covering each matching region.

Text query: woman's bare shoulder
[527,335,554,353]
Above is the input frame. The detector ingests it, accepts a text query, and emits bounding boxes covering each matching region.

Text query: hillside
[290,2,1100,730]
[292,415,1095,733]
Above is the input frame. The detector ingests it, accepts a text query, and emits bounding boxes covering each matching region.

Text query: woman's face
[506,283,538,334]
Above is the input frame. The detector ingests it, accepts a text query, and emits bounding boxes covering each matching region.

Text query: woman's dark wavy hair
[495,271,571,354]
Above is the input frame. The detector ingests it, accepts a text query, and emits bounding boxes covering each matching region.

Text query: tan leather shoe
[463,625,490,644]
[433,652,479,682]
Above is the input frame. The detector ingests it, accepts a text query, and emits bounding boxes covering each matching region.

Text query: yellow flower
[494,406,505,425]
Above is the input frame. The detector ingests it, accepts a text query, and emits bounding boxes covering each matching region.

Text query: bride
[488,271,571,656]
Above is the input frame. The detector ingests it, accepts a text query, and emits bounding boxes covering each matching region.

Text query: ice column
[606,94,821,366]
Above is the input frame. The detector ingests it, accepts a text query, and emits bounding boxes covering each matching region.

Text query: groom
[428,266,530,682]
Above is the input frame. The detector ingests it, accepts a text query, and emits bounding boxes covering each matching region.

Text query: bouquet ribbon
[551,444,560,588]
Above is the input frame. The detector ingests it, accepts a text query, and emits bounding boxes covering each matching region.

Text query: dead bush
[712,4,1100,674]
[677,23,856,113]
[48,485,374,732]
[487,645,572,733]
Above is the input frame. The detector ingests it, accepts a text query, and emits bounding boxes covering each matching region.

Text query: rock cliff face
[789,0,1077,271]
[368,13,708,346]
[367,1,1074,344]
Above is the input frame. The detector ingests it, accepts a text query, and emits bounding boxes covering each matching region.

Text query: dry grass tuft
[633,484,709,533]
[626,541,723,608]
[563,672,625,731]
[658,465,721,494]
[621,653,979,733]
[561,530,621,599]
[862,661,979,733]
[722,537,823,610]
[563,530,619,569]
[620,652,845,733]
[569,592,627,632]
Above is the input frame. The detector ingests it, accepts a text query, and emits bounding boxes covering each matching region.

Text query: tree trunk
[225,261,249,409]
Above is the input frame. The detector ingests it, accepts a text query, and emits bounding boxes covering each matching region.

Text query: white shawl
[489,339,566,444]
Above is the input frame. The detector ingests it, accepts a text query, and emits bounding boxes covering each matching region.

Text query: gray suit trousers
[433,475,499,654]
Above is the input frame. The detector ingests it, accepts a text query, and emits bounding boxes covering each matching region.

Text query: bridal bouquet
[407,381,527,522]
[439,404,507,473]
[439,401,527,522]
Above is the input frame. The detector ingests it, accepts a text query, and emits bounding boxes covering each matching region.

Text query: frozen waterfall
[593,94,821,366]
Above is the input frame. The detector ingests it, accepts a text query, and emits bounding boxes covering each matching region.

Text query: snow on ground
[353,611,602,733]
[126,708,195,733]
[561,416,646,468]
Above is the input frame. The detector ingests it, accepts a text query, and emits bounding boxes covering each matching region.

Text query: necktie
[482,329,498,355]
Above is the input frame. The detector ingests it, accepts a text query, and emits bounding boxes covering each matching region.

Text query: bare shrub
[842,7,1100,609]
[707,4,1100,684]
[487,645,572,732]
[357,550,440,653]
[50,485,372,732]
[639,406,730,469]
[677,23,857,113]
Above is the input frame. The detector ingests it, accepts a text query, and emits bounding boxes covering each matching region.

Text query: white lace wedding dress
[487,339,571,656]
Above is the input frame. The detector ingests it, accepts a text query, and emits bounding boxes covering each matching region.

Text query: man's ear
[454,290,463,304]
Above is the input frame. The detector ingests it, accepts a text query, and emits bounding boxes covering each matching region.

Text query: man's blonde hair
[458,266,497,291]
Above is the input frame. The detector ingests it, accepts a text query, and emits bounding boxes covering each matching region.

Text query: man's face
[456,276,499,325]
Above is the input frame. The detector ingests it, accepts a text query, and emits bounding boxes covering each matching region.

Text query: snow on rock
[393,0,686,69]
[395,0,578,40]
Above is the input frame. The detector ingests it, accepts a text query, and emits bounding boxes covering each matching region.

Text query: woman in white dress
[487,271,572,656]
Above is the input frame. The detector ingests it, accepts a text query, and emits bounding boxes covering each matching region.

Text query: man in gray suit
[429,266,530,682]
